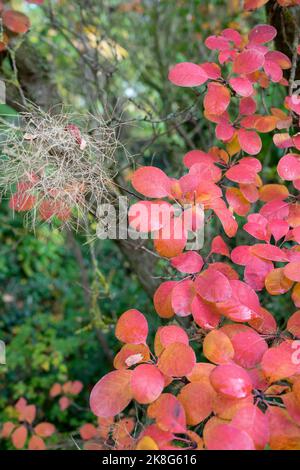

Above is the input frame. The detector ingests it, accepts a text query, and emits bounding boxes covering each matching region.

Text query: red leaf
[154,216,187,258]
[273,133,294,149]
[268,219,289,242]
[204,82,231,116]
[240,97,257,115]
[204,423,255,450]
[222,28,242,46]
[170,251,203,274]
[34,422,55,438]
[226,162,258,184]
[183,149,217,168]
[250,243,289,262]
[284,262,300,282]
[226,187,251,216]
[287,311,300,337]
[230,330,268,368]
[268,407,300,450]
[28,435,46,450]
[211,235,230,257]
[229,77,253,97]
[244,0,269,11]
[148,394,186,433]
[261,340,300,382]
[1,422,15,438]
[131,166,171,198]
[11,425,27,449]
[265,51,291,70]
[153,281,176,318]
[171,279,195,316]
[115,309,148,344]
[238,128,262,155]
[248,24,277,45]
[205,35,230,50]
[154,325,189,356]
[231,245,253,265]
[178,383,213,425]
[210,199,238,237]
[210,364,253,398]
[216,279,261,322]
[79,423,98,440]
[244,256,273,291]
[113,343,150,369]
[49,383,62,397]
[128,200,174,232]
[249,306,277,334]
[264,60,283,82]
[231,404,269,450]
[90,370,133,417]
[244,213,269,241]
[59,397,70,411]
[191,295,221,330]
[195,268,232,302]
[9,192,36,212]
[70,380,83,395]
[277,154,300,181]
[233,49,265,74]
[2,10,30,34]
[168,62,208,87]
[203,329,234,364]
[216,121,235,141]
[131,364,165,404]
[157,342,196,377]
[19,404,36,424]
[200,62,221,79]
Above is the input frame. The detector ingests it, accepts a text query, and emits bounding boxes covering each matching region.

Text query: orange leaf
[34,422,56,438]
[113,343,150,369]
[265,268,293,295]
[178,382,213,425]
[131,364,165,404]
[79,423,98,440]
[157,342,196,377]
[90,370,133,417]
[49,383,62,397]
[136,436,159,450]
[28,435,46,450]
[153,281,176,319]
[11,425,27,449]
[3,10,30,34]
[203,329,234,364]
[154,325,188,357]
[115,309,148,344]
[147,393,186,433]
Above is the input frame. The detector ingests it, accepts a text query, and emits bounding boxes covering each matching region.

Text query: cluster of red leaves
[49,380,83,411]
[80,416,138,450]
[8,177,74,222]
[0,1,44,52]
[0,398,55,450]
[89,22,300,451]
[90,310,300,450]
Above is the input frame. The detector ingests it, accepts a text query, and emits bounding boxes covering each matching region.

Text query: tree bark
[266,1,300,81]
[4,40,61,111]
